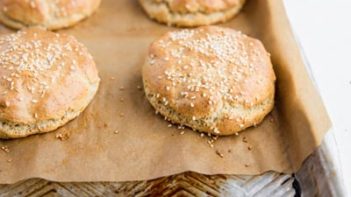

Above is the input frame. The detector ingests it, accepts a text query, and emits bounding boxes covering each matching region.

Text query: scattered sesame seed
[190,103,194,108]
[180,131,185,135]
[177,125,185,130]
[269,117,274,123]
[248,146,253,151]
[120,113,125,117]
[213,128,220,134]
[242,137,248,143]
[114,130,119,134]
[1,146,10,153]
[168,124,172,128]
[56,132,70,141]
[119,86,125,91]
[216,150,224,158]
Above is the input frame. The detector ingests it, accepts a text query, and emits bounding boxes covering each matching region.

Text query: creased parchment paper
[0,0,331,183]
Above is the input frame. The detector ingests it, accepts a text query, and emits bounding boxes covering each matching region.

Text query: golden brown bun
[0,28,100,138]
[139,0,246,27]
[0,0,101,30]
[143,26,276,135]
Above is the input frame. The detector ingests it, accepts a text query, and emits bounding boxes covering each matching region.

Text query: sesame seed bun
[142,26,276,136]
[139,0,246,27]
[0,0,101,30]
[0,28,100,139]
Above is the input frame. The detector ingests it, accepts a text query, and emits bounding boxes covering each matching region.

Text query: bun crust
[0,28,100,138]
[143,26,276,135]
[139,0,246,27]
[0,0,101,30]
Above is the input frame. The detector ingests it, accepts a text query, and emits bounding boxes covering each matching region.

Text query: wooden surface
[0,172,295,197]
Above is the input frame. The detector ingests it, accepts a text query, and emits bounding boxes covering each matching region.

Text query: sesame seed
[153,27,261,113]
[177,125,185,129]
[168,124,172,128]
[190,103,194,108]
[213,128,220,134]
[56,132,70,141]
[0,29,91,102]
[1,146,10,153]
[207,140,214,148]
[216,150,224,158]
[114,130,119,134]
[242,137,248,143]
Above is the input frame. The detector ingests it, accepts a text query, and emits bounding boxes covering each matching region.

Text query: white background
[284,0,351,196]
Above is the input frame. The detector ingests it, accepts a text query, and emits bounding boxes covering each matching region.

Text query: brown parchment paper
[0,0,331,183]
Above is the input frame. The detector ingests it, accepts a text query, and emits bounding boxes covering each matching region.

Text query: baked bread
[142,26,275,135]
[139,0,246,27]
[0,28,100,139]
[0,0,101,30]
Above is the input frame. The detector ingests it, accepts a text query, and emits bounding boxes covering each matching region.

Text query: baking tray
[0,140,344,196]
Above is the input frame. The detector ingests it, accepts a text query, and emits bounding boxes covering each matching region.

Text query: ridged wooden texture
[0,172,295,197]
